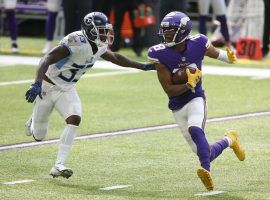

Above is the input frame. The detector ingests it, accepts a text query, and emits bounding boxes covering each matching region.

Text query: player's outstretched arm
[25,46,70,103]
[101,50,155,71]
[205,44,237,64]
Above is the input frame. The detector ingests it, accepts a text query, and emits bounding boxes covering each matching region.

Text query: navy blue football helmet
[158,11,192,47]
[81,12,114,46]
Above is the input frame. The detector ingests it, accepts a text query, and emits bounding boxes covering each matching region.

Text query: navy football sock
[216,15,230,42]
[189,126,210,171]
[6,10,17,41]
[199,15,208,35]
[210,139,229,162]
[46,12,58,41]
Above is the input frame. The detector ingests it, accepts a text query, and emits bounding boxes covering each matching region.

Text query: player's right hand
[226,47,237,64]
[25,81,42,103]
[186,68,202,89]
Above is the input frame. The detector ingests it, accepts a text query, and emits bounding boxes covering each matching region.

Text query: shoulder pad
[189,34,210,49]
[147,44,166,63]
[60,31,87,47]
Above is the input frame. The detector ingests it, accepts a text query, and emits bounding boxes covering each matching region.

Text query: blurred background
[0,0,269,61]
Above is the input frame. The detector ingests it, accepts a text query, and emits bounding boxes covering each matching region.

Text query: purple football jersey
[148,34,210,110]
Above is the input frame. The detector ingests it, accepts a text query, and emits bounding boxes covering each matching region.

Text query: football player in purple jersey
[147,11,245,191]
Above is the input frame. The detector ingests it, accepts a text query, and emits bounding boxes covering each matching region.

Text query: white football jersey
[45,31,107,91]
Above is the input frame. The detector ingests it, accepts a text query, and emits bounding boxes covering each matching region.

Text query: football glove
[141,63,156,71]
[226,47,237,64]
[25,81,42,103]
[186,68,202,89]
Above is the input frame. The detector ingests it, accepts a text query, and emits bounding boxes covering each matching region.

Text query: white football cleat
[42,42,53,54]
[50,164,73,179]
[25,117,33,136]
[11,43,19,53]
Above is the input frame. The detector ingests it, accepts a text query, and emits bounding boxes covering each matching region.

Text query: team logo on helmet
[84,17,92,25]
[181,17,190,26]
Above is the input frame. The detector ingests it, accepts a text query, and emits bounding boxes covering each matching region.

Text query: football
[172,67,196,84]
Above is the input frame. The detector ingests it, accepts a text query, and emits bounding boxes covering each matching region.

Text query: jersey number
[58,63,93,82]
[58,68,80,82]
[153,44,165,51]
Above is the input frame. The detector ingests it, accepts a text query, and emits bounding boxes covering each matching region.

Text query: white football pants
[173,97,207,153]
[198,0,227,16]
[3,0,17,9]
[32,81,82,140]
[47,0,62,12]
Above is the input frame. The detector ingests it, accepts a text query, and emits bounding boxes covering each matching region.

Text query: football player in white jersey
[25,12,155,179]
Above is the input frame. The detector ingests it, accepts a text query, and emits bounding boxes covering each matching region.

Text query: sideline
[0,55,270,83]
[0,110,269,152]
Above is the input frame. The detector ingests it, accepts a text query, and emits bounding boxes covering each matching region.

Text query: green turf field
[0,37,270,199]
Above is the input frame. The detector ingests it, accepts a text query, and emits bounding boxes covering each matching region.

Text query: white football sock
[56,124,78,165]
[224,136,233,146]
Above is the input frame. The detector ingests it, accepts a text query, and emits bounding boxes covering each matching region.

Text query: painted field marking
[195,190,225,196]
[3,179,35,185]
[0,70,139,86]
[99,185,132,191]
[0,111,269,152]
[0,64,14,68]
[1,55,270,83]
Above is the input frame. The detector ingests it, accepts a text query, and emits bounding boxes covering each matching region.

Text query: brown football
[172,67,196,84]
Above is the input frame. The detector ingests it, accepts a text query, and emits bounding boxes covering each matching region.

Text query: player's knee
[33,135,43,142]
[47,3,61,12]
[188,126,203,135]
[66,115,81,126]
[33,129,47,141]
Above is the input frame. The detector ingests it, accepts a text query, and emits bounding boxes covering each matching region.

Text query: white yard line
[0,79,33,86]
[99,185,132,191]
[1,64,269,86]
[3,179,35,185]
[0,55,270,85]
[0,111,269,152]
[203,65,270,79]
[0,55,40,66]
[0,64,15,68]
[195,190,225,196]
[0,71,139,86]
[0,55,137,71]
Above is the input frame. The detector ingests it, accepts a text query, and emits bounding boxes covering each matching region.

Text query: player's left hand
[25,81,42,103]
[226,48,237,64]
[141,63,156,71]
[186,68,202,89]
